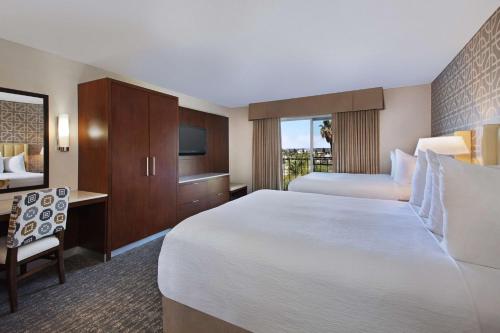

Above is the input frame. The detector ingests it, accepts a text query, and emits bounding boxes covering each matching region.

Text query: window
[281,116,333,190]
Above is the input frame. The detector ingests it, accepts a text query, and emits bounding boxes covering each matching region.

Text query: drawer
[177,199,207,221]
[208,191,229,209]
[178,181,208,204]
[207,176,229,195]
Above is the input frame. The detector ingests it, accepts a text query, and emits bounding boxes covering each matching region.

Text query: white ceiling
[0,1,498,107]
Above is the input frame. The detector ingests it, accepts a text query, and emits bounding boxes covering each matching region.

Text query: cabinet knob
[192,199,200,203]
[217,192,223,196]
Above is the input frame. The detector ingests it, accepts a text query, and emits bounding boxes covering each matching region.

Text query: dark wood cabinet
[79,78,178,250]
[178,107,229,177]
[176,107,230,222]
[177,175,229,222]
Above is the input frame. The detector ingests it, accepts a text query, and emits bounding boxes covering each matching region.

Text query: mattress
[287,172,411,200]
[158,190,499,333]
[0,172,44,188]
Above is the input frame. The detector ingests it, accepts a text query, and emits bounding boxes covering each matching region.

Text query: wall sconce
[57,114,70,152]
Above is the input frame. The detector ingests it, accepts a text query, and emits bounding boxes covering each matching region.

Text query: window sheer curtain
[252,118,283,190]
[333,109,379,174]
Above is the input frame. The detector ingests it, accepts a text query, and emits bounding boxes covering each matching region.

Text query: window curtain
[252,118,282,190]
[333,109,379,174]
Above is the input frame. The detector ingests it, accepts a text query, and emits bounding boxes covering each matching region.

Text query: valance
[248,87,384,120]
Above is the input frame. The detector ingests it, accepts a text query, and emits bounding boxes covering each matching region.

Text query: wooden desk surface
[0,190,108,217]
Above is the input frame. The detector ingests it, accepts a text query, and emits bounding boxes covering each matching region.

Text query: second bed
[287,172,411,201]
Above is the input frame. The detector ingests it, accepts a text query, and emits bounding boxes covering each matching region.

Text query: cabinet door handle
[146,157,150,177]
[152,156,156,176]
[192,199,200,203]
[217,192,223,196]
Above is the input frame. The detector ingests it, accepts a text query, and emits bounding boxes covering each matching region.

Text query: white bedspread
[288,172,411,200]
[0,172,44,188]
[158,190,485,333]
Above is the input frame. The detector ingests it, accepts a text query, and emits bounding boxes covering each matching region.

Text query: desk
[0,190,109,261]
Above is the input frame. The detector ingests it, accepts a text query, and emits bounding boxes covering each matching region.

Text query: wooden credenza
[78,78,179,250]
[177,174,229,221]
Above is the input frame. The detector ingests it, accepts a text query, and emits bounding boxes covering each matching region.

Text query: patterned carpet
[0,238,164,332]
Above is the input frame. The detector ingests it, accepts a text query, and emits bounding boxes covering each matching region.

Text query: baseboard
[111,229,170,258]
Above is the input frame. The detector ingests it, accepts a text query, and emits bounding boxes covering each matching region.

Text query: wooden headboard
[0,143,29,166]
[454,125,500,165]
[0,143,28,157]
[481,124,500,165]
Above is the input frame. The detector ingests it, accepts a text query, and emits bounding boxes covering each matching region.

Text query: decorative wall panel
[432,8,500,137]
[0,100,44,172]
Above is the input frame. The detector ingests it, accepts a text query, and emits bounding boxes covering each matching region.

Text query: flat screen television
[179,125,207,155]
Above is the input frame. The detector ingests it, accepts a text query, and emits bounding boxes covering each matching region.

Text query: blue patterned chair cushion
[6,187,70,248]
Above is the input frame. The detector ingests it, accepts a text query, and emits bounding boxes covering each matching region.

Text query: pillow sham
[390,150,396,178]
[427,150,446,236]
[439,157,500,269]
[409,150,427,207]
[0,156,4,173]
[418,152,433,218]
[393,149,416,185]
[4,153,26,173]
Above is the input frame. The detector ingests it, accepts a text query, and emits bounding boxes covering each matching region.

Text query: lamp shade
[414,136,469,156]
[57,113,70,152]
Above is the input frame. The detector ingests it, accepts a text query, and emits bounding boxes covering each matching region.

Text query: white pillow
[390,150,396,178]
[4,153,26,173]
[426,150,446,236]
[393,149,416,185]
[409,150,427,207]
[418,152,433,218]
[0,156,4,173]
[439,157,500,268]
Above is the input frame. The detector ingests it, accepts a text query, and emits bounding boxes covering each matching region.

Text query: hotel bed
[287,172,411,201]
[0,171,44,188]
[158,190,500,333]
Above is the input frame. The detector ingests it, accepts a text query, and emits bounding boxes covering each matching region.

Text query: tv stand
[178,173,229,221]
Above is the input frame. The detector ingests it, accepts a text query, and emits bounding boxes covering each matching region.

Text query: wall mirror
[0,87,48,192]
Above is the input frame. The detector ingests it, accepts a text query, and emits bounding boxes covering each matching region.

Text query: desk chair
[0,187,70,312]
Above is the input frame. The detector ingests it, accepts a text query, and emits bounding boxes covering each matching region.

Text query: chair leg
[7,253,18,313]
[20,263,27,275]
[57,247,65,284]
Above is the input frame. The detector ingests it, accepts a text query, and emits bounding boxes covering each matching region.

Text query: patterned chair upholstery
[0,187,70,313]
[6,187,70,248]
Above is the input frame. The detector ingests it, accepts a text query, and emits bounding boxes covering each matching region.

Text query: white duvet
[0,171,44,188]
[158,190,490,333]
[288,172,411,201]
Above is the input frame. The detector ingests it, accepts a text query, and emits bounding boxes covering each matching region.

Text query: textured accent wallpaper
[0,100,44,172]
[431,7,500,137]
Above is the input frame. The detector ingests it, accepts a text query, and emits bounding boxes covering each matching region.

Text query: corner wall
[379,84,432,172]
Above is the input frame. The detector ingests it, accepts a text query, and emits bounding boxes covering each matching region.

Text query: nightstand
[229,183,247,201]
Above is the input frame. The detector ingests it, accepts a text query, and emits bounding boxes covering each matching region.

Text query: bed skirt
[162,296,249,333]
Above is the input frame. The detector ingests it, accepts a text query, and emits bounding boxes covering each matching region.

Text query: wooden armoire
[78,78,178,250]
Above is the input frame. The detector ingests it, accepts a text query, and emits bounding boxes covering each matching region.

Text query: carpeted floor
[0,238,164,332]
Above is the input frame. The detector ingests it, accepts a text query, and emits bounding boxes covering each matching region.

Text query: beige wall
[0,38,231,199]
[379,84,431,173]
[228,106,253,191]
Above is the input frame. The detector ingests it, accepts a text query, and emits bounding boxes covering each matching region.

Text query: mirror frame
[0,87,49,193]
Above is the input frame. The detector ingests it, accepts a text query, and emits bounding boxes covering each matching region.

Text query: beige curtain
[333,110,379,174]
[252,118,283,190]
